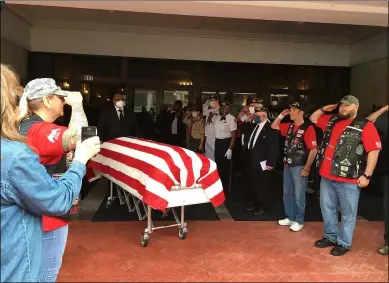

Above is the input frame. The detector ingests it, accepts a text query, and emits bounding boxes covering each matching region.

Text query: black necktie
[248,124,260,149]
[118,110,124,121]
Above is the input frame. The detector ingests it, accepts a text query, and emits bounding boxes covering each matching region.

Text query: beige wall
[350,58,388,117]
[350,31,388,116]
[1,38,28,83]
[30,26,350,66]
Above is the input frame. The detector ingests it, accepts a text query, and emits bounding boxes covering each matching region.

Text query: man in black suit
[167,100,186,147]
[241,107,279,216]
[98,93,139,142]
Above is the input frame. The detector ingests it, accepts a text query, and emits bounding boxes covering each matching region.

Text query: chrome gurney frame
[106,180,197,247]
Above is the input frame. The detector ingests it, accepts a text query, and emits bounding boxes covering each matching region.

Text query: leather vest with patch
[19,115,80,220]
[283,122,309,166]
[316,115,368,179]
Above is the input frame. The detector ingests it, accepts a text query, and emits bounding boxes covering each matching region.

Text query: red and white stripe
[87,137,225,210]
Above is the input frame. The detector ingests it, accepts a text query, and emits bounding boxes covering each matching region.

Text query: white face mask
[192,112,199,118]
[240,115,247,122]
[271,101,278,106]
[115,100,125,108]
[249,106,255,114]
[209,101,216,108]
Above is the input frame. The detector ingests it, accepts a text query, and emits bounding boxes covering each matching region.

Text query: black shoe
[330,245,350,256]
[252,208,264,216]
[245,206,255,212]
[314,237,337,248]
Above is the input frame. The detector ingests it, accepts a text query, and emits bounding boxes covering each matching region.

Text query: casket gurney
[87,137,225,247]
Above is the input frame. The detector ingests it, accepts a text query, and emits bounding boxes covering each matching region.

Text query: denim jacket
[1,138,86,282]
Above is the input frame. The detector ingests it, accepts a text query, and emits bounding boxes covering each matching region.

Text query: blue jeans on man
[41,225,69,282]
[283,166,308,224]
[320,177,360,248]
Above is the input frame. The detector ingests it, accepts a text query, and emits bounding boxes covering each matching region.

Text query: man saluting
[271,101,318,232]
[310,95,381,256]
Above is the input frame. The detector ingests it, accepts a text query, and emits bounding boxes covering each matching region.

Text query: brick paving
[57,220,388,282]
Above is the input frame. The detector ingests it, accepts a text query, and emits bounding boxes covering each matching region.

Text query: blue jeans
[320,177,360,248]
[41,225,69,283]
[283,166,308,224]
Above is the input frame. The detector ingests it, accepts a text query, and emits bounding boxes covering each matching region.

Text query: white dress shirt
[247,120,267,149]
[115,105,124,119]
[215,114,238,139]
[171,116,178,135]
[204,107,220,138]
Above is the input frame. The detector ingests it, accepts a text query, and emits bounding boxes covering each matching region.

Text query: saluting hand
[322,104,338,112]
[281,109,290,116]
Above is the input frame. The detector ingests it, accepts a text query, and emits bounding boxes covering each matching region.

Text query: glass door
[163,90,189,109]
[134,89,157,113]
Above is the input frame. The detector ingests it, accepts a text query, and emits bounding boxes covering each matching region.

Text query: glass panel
[163,90,189,107]
[134,89,157,113]
[232,92,257,116]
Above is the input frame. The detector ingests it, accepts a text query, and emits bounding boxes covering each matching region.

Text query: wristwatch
[362,173,371,180]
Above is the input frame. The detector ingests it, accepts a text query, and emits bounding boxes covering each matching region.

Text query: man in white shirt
[214,101,237,200]
[203,94,221,161]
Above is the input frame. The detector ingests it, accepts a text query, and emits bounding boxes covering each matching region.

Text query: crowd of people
[138,94,387,258]
[1,62,387,282]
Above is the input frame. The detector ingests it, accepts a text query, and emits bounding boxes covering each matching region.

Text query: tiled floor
[57,220,388,282]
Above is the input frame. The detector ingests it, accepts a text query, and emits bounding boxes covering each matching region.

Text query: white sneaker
[290,222,304,232]
[278,218,293,226]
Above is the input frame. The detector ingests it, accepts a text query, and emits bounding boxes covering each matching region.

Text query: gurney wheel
[141,234,149,247]
[106,198,113,209]
[178,228,187,240]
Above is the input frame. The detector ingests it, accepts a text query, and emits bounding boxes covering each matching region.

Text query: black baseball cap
[254,106,268,113]
[251,98,263,104]
[289,101,305,111]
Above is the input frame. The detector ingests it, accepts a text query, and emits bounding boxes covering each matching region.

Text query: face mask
[209,101,216,108]
[115,100,125,108]
[254,116,261,123]
[271,101,278,106]
[192,112,199,118]
[240,115,247,122]
[249,107,255,114]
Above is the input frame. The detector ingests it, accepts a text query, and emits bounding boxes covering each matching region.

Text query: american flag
[87,137,225,211]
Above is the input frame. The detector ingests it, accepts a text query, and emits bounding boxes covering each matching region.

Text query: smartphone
[81,126,97,142]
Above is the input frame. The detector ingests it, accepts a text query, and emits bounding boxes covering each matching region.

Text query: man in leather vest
[271,101,318,232]
[18,78,88,281]
[366,105,388,255]
[310,95,382,256]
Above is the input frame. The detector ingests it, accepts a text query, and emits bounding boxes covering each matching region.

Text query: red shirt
[316,115,382,184]
[26,121,70,232]
[279,122,317,167]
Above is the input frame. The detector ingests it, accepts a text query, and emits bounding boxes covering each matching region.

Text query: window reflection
[134,89,157,113]
[164,90,188,107]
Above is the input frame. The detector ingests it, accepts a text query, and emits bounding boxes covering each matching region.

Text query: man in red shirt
[271,102,318,232]
[310,95,381,256]
[18,78,88,281]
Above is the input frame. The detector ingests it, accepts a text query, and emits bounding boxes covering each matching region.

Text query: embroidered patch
[47,128,61,143]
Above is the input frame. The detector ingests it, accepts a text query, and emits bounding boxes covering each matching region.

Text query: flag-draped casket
[87,137,225,211]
